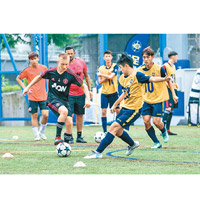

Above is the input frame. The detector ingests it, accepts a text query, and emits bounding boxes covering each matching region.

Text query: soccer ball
[94,132,105,143]
[56,142,71,157]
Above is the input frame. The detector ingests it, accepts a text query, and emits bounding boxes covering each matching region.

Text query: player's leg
[38,101,49,140]
[64,95,75,144]
[101,93,109,134]
[29,100,40,141]
[152,103,169,143]
[74,95,87,143]
[142,102,161,148]
[109,92,120,119]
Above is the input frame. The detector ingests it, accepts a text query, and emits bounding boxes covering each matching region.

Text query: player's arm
[83,71,93,100]
[97,72,116,80]
[162,66,178,103]
[22,75,42,96]
[98,76,107,84]
[110,92,125,114]
[81,83,91,108]
[16,75,26,89]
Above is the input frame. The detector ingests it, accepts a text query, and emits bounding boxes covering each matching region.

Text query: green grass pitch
[0,125,200,174]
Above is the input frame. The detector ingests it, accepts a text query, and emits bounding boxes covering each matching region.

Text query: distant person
[23,53,91,145]
[84,53,171,159]
[163,51,179,135]
[97,50,120,134]
[64,46,92,144]
[16,52,49,141]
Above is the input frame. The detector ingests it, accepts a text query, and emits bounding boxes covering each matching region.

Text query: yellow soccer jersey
[137,63,169,104]
[119,70,150,110]
[163,62,178,90]
[98,63,118,94]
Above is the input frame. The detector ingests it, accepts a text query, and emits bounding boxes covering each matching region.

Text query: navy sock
[118,130,134,146]
[101,117,107,133]
[166,112,173,130]
[77,132,82,138]
[160,127,166,134]
[146,126,159,143]
[96,132,114,153]
[163,110,170,128]
[56,122,65,137]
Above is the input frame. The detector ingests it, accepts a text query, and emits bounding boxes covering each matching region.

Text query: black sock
[163,110,170,128]
[77,132,82,138]
[166,112,173,130]
[160,127,166,134]
[146,126,159,143]
[118,130,134,146]
[96,132,115,153]
[56,122,65,137]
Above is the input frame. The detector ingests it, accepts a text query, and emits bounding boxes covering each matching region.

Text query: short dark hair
[104,50,112,55]
[142,46,154,56]
[65,46,75,52]
[28,52,38,59]
[168,51,178,58]
[117,52,133,68]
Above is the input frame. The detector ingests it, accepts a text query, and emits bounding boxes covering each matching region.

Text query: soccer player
[137,47,178,149]
[97,50,120,134]
[23,53,91,145]
[64,46,92,144]
[84,53,171,159]
[16,52,49,141]
[163,51,179,135]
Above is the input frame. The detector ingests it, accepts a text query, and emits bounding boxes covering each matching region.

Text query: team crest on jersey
[51,78,55,81]
[152,72,155,76]
[56,103,60,107]
[132,40,142,52]
[63,78,68,84]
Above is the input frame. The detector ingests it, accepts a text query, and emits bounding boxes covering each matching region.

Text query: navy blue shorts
[47,97,72,117]
[141,102,164,117]
[101,92,119,109]
[68,94,85,115]
[28,100,48,113]
[115,107,141,128]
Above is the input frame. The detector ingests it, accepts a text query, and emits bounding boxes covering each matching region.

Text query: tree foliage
[0,34,80,49]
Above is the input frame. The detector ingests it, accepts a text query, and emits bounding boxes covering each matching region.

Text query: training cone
[2,153,14,158]
[74,161,86,167]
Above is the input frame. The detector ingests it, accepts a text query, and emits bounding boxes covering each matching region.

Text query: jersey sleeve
[160,67,166,77]
[41,70,50,79]
[112,64,119,75]
[136,71,150,83]
[71,73,83,87]
[83,60,88,73]
[18,69,27,79]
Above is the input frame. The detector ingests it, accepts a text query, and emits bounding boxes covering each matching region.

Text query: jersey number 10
[145,82,154,93]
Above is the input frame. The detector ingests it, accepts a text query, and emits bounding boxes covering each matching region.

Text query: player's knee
[153,118,161,127]
[102,109,107,117]
[31,113,38,119]
[109,122,120,135]
[42,111,49,119]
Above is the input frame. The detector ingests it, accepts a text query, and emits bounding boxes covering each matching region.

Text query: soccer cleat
[126,141,140,156]
[162,130,169,143]
[54,137,64,145]
[39,133,47,140]
[64,133,74,144]
[168,131,177,136]
[84,150,102,159]
[151,142,162,149]
[34,135,40,141]
[76,137,87,143]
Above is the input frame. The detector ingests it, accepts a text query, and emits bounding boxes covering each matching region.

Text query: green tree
[1,34,81,49]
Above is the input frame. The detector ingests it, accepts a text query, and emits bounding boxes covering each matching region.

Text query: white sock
[39,123,47,135]
[32,126,39,137]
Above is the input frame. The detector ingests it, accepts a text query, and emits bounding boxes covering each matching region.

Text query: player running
[64,46,92,144]
[162,51,179,135]
[23,53,91,145]
[84,53,171,159]
[137,47,178,149]
[16,52,49,141]
[97,50,120,134]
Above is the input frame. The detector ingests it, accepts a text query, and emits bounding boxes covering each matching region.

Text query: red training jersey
[19,64,48,101]
[68,58,87,96]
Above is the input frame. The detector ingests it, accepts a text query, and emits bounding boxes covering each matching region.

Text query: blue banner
[125,34,150,68]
